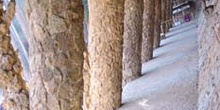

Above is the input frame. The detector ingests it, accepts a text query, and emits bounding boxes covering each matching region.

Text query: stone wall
[198,0,220,110]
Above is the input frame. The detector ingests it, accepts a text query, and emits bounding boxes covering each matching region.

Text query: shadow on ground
[118,21,199,110]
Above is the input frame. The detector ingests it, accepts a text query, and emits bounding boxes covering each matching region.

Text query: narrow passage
[119,21,199,110]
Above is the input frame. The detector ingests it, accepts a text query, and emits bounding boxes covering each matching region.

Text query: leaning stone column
[25,0,84,110]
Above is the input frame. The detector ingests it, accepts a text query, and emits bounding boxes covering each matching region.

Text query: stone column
[87,0,124,109]
[122,0,143,86]
[153,0,162,49]
[161,0,166,39]
[25,0,84,110]
[142,0,155,63]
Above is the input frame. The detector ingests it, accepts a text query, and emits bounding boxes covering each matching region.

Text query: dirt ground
[118,21,199,110]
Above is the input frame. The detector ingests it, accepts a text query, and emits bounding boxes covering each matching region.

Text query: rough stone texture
[83,48,90,110]
[142,0,155,63]
[25,0,84,110]
[0,1,29,110]
[122,0,143,87]
[168,0,173,29]
[87,0,124,109]
[198,0,220,110]
[165,0,171,33]
[165,0,169,33]
[153,0,161,49]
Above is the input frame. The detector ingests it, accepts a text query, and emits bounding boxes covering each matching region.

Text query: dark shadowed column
[161,0,166,39]
[153,0,162,49]
[122,0,143,86]
[142,0,155,63]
